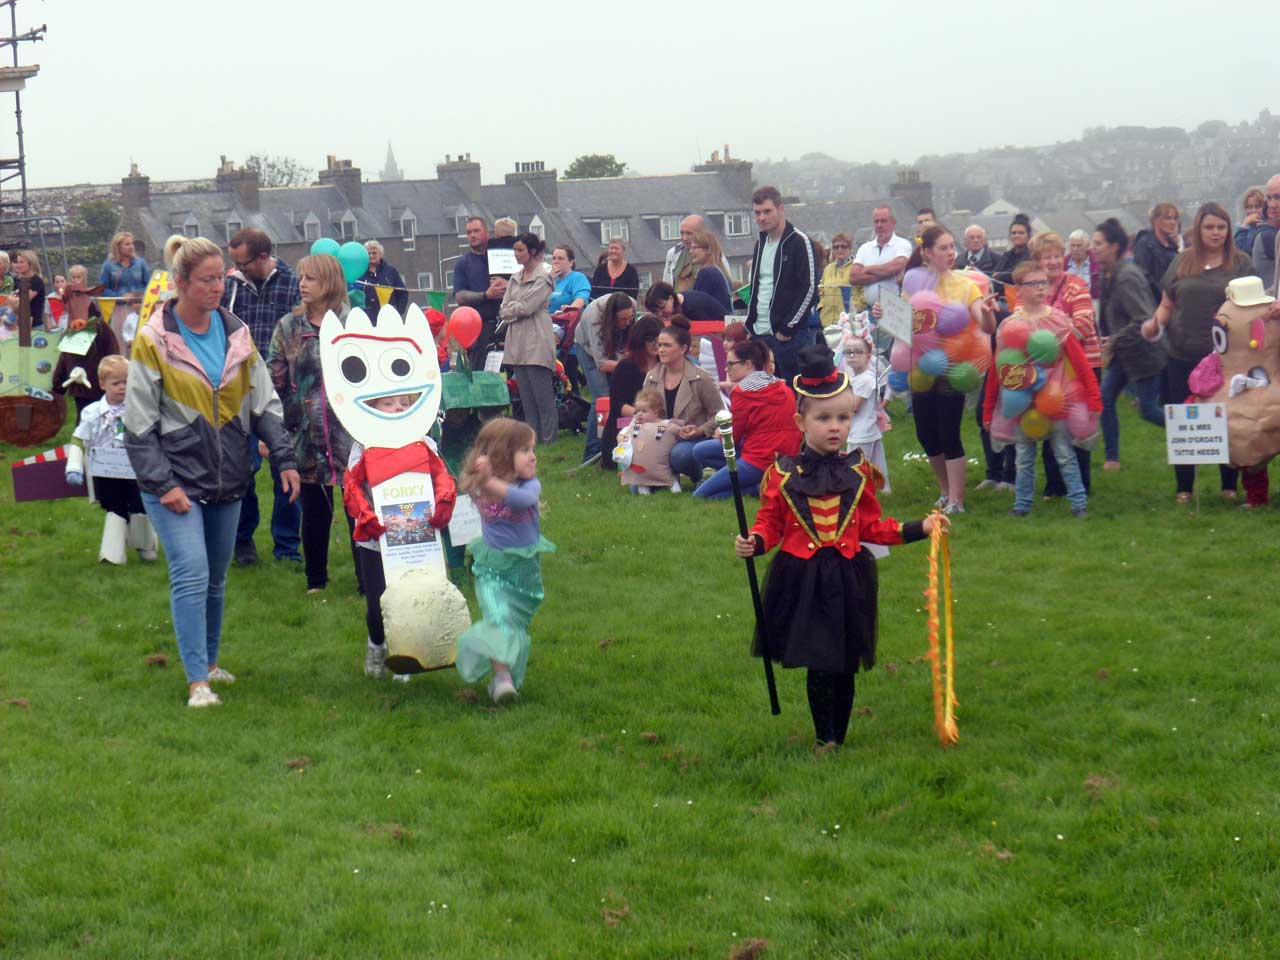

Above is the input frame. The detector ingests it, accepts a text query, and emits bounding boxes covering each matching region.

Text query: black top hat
[792,344,850,399]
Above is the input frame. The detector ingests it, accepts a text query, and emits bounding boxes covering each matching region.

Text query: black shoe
[234,539,258,566]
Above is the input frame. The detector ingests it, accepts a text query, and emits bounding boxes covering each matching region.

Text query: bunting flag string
[923,511,959,748]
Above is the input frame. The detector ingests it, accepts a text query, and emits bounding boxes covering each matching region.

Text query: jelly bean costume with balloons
[745,346,930,746]
[982,306,1101,515]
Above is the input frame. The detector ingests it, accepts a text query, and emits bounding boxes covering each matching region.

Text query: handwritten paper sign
[483,350,505,373]
[1165,403,1230,465]
[878,295,913,345]
[57,329,98,356]
[447,493,483,546]
[87,444,136,480]
[487,248,519,276]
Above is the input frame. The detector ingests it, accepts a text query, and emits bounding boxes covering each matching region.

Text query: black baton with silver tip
[716,409,781,715]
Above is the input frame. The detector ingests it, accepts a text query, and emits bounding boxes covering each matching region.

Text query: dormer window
[659,215,681,241]
[600,218,628,244]
[225,219,242,243]
[724,212,750,237]
[339,211,357,241]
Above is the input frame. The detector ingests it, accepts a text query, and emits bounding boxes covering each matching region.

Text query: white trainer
[364,640,387,678]
[392,673,411,684]
[489,673,518,704]
[187,684,221,708]
[207,666,236,684]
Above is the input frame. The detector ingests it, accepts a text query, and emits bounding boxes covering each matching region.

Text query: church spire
[381,142,403,182]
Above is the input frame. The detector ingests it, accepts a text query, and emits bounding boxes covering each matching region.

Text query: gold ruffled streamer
[924,511,959,747]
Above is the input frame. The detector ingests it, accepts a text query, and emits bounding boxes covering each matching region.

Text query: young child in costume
[345,393,455,682]
[734,345,946,748]
[51,278,117,417]
[617,387,683,495]
[456,417,555,704]
[982,260,1101,518]
[65,355,158,564]
[844,332,889,491]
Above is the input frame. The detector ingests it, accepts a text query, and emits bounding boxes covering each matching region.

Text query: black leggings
[357,547,388,646]
[1165,355,1238,495]
[912,390,966,460]
[299,483,359,589]
[807,670,856,745]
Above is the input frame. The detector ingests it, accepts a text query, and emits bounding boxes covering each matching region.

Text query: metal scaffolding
[0,0,44,228]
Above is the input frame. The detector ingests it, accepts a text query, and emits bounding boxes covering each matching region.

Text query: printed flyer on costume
[371,470,447,577]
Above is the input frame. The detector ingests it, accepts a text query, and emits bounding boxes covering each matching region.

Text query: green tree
[67,198,119,246]
[244,154,313,188]
[563,154,626,180]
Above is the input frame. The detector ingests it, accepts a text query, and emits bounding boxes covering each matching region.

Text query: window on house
[444,270,455,289]
[225,220,242,243]
[400,217,416,239]
[529,216,545,241]
[183,221,199,238]
[339,216,357,241]
[417,272,434,291]
[638,270,653,291]
[454,215,469,233]
[725,212,750,236]
[600,218,629,244]
[304,221,320,242]
[659,215,681,241]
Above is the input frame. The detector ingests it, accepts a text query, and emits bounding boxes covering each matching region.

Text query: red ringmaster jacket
[749,448,925,560]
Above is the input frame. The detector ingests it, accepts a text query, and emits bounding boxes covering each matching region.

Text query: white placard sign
[1165,403,1230,465]
[58,329,98,356]
[447,493,483,546]
[371,470,448,578]
[486,248,519,276]
[878,295,913,344]
[483,350,505,372]
[87,444,136,480]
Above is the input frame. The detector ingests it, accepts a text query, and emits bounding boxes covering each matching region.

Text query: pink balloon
[1065,402,1096,440]
[910,291,944,313]
[936,301,970,335]
[890,338,912,372]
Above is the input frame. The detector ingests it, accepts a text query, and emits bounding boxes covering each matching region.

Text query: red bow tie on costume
[359,442,438,487]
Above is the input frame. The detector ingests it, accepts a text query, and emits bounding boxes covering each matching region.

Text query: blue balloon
[888,370,909,393]
[1031,365,1048,392]
[310,237,340,257]
[337,241,370,284]
[919,347,951,378]
[1000,388,1033,419]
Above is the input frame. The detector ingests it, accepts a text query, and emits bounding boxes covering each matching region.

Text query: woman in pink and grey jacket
[125,234,299,709]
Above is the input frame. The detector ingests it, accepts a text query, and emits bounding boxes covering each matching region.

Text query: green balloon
[337,241,370,283]
[996,347,1028,369]
[348,288,366,309]
[947,361,982,393]
[1026,329,1060,365]
[310,237,340,257]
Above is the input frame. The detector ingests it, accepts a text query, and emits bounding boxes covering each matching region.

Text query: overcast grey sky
[13,0,1280,188]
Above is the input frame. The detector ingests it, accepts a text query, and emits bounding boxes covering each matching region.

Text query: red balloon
[447,306,482,349]
[999,317,1032,352]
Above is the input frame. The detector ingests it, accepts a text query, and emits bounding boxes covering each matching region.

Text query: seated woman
[640,315,724,487]
[689,230,733,312]
[601,315,662,469]
[693,339,801,499]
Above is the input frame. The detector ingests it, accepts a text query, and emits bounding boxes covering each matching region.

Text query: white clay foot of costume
[127,513,158,561]
[99,513,129,565]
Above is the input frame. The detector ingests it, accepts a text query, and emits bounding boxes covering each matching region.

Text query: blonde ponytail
[163,233,222,282]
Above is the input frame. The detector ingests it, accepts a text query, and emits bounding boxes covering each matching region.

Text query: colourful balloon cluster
[310,238,370,284]
[887,289,991,394]
[988,318,1097,444]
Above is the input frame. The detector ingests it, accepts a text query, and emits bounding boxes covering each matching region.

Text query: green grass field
[3,398,1277,959]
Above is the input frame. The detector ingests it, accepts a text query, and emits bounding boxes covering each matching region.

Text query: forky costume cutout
[321,304,470,674]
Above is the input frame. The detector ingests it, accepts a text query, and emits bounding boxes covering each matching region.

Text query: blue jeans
[691,438,765,499]
[579,349,609,461]
[1100,365,1164,462]
[142,493,241,684]
[753,331,805,386]
[1015,432,1085,512]
[236,432,302,558]
[669,439,702,486]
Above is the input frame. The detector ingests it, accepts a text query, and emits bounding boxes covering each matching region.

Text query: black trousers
[1166,355,1238,495]
[298,483,359,590]
[356,547,388,646]
[807,670,856,745]
[94,476,143,521]
[976,376,1015,482]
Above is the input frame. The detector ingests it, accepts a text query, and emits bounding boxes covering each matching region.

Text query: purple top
[478,477,541,549]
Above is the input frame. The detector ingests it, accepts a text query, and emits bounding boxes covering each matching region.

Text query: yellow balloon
[908,368,937,392]
[1021,408,1050,439]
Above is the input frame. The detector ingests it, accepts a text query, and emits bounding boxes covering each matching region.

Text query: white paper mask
[319,303,442,448]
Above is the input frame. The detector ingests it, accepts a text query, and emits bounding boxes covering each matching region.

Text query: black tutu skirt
[754,548,878,674]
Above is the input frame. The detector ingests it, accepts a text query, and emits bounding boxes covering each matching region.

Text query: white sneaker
[933,494,949,509]
[974,479,998,492]
[392,673,411,684]
[669,478,682,494]
[634,485,651,496]
[207,666,236,684]
[364,640,387,678]
[187,684,221,708]
[944,501,965,515]
[995,482,1015,493]
[488,673,518,704]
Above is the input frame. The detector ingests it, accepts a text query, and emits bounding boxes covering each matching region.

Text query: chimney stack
[215,157,260,211]
[436,152,482,199]
[318,155,363,208]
